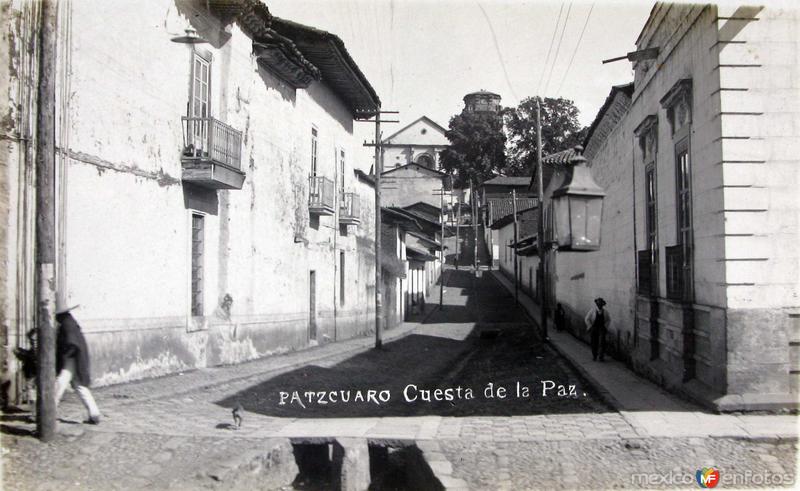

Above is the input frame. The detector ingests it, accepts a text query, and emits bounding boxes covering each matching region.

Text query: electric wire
[556,2,594,94]
[537,3,564,96]
[543,1,573,95]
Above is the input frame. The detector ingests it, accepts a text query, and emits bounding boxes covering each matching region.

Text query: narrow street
[2,268,796,490]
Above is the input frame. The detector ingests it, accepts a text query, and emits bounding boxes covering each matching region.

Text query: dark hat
[594,297,606,307]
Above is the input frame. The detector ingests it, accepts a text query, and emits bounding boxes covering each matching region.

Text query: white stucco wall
[42,0,377,385]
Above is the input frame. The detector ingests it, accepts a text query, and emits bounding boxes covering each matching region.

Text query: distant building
[463,90,502,114]
[382,116,449,171]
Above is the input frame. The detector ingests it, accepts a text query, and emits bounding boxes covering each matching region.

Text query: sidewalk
[488,269,799,442]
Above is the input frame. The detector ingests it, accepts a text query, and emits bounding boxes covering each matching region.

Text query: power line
[543,1,573,95]
[537,3,564,96]
[557,2,595,94]
[477,1,519,104]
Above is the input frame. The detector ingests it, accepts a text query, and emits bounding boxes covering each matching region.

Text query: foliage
[439,110,507,188]
[504,96,586,176]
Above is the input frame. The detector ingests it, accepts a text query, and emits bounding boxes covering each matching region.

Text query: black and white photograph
[0,0,798,489]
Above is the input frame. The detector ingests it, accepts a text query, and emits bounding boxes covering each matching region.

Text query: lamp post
[551,145,606,251]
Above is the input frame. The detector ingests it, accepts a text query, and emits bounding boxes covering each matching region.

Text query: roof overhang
[271,17,380,116]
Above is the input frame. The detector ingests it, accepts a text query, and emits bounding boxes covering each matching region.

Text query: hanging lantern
[551,146,605,251]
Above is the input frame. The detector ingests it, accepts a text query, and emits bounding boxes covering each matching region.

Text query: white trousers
[55,357,100,419]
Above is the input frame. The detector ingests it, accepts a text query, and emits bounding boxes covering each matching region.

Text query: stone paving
[2,267,798,490]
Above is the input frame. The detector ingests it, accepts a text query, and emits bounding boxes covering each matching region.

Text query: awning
[406,246,437,262]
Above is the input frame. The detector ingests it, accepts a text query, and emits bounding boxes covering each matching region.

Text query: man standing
[55,304,101,424]
[585,298,611,361]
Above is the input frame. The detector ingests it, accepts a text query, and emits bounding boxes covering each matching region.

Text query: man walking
[56,304,102,424]
[585,298,611,361]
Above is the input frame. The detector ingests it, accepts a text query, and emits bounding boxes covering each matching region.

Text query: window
[311,127,318,176]
[660,79,693,301]
[643,164,658,295]
[191,214,204,316]
[190,52,211,118]
[340,251,346,306]
[339,149,345,196]
[187,52,211,154]
[674,138,693,300]
[635,115,658,296]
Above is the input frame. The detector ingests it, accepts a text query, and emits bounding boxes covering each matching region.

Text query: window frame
[674,135,693,302]
[190,213,205,318]
[311,127,319,177]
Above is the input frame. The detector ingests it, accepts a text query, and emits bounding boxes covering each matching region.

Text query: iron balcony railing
[182,117,243,170]
[339,192,360,224]
[309,175,335,214]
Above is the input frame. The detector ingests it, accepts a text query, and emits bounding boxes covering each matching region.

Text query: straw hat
[55,302,80,315]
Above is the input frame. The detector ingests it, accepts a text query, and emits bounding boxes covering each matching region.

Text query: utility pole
[454,196,461,270]
[35,0,58,442]
[359,109,398,350]
[512,189,519,306]
[439,187,445,308]
[472,180,478,271]
[536,98,547,339]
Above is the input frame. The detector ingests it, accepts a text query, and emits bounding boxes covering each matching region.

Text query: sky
[267,0,655,166]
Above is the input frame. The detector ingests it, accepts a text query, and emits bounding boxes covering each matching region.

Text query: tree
[439,110,507,189]
[504,96,586,176]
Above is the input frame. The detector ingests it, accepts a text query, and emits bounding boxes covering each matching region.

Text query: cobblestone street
[2,269,797,489]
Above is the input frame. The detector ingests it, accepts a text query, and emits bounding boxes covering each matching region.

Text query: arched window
[416,154,434,169]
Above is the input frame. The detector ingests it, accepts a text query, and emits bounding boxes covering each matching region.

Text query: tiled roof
[486,197,538,224]
[582,83,634,158]
[482,176,532,187]
[491,207,539,233]
[530,148,578,191]
[542,148,576,165]
[271,17,380,114]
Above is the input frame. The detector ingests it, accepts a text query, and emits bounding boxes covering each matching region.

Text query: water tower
[463,90,502,114]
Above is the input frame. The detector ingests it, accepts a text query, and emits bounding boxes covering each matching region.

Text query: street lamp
[551,145,605,251]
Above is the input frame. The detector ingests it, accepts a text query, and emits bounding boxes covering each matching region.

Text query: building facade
[540,3,799,411]
[1,0,380,397]
[382,116,449,171]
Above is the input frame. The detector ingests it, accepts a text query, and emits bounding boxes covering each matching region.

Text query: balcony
[665,244,691,302]
[309,175,335,215]
[181,117,245,190]
[339,192,360,225]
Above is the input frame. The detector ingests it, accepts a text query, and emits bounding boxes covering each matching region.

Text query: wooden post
[35,0,58,442]
[374,114,383,349]
[454,197,460,270]
[472,180,478,271]
[536,98,547,339]
[512,189,519,306]
[439,187,445,308]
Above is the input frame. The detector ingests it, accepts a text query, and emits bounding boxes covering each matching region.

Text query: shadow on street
[216,269,611,418]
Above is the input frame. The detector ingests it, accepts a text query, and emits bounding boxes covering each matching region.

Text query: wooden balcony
[339,192,360,225]
[181,117,245,190]
[309,176,335,215]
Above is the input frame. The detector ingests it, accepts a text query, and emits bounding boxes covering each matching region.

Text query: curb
[544,338,625,412]
[101,321,425,409]
[485,270,625,412]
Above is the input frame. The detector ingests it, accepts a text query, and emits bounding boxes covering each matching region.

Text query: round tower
[463,90,501,113]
